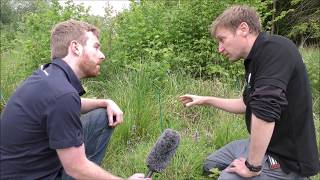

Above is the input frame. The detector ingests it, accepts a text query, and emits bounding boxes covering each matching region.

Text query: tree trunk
[271,0,276,35]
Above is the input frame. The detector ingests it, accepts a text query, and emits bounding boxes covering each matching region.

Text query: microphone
[145,129,180,178]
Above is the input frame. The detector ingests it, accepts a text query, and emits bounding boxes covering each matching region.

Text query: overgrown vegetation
[1,0,319,179]
[110,0,275,82]
[272,0,320,47]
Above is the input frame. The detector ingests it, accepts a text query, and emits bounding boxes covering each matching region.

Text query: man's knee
[203,156,225,175]
[218,170,244,180]
[203,159,238,179]
[84,108,114,130]
[91,108,109,125]
[203,159,212,175]
[93,108,107,119]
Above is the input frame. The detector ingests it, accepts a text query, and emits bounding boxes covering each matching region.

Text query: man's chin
[84,72,99,78]
[228,57,241,63]
[93,72,100,77]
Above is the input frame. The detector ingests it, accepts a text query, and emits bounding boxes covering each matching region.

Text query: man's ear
[238,22,250,37]
[71,40,80,56]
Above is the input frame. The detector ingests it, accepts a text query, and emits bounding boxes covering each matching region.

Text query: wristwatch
[245,160,262,172]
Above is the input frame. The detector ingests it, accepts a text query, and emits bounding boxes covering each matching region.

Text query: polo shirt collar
[244,32,268,65]
[52,58,86,96]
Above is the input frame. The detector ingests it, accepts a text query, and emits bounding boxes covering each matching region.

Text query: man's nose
[218,43,225,53]
[100,51,105,61]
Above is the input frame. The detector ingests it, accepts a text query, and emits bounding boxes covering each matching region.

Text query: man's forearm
[248,114,275,166]
[58,145,123,180]
[203,97,246,114]
[72,160,122,180]
[81,98,107,113]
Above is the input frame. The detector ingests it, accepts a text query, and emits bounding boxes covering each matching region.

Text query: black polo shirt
[243,32,320,176]
[0,59,85,179]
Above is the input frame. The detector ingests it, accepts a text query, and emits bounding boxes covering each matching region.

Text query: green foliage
[95,70,248,179]
[2,45,319,179]
[288,16,320,44]
[21,0,90,70]
[209,168,220,179]
[110,0,274,83]
[0,0,15,25]
[274,0,320,46]
[1,0,319,179]
[301,48,320,101]
[0,24,16,52]
[0,0,51,53]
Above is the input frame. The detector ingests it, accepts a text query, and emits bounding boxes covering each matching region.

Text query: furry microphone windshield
[145,129,180,178]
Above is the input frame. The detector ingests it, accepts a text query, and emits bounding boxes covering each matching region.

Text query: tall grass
[0,50,34,111]
[1,48,319,179]
[89,69,247,179]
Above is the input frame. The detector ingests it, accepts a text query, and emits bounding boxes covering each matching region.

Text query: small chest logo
[246,73,252,89]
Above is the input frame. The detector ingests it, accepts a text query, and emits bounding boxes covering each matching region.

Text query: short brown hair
[50,19,100,59]
[210,5,261,37]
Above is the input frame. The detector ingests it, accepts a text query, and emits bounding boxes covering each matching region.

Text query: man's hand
[179,94,204,107]
[128,173,151,180]
[105,99,123,127]
[225,158,261,178]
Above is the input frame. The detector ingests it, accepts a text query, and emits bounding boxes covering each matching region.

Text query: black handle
[145,170,154,178]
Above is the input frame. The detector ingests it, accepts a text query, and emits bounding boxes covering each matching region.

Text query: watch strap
[245,160,262,172]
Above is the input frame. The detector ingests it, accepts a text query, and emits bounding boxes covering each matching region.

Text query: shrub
[109,0,273,83]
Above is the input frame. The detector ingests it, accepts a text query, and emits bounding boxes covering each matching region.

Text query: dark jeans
[56,108,114,180]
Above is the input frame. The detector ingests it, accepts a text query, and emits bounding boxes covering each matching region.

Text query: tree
[0,0,15,25]
[275,0,320,46]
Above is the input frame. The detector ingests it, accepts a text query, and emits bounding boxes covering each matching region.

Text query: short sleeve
[254,42,295,90]
[46,93,83,149]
